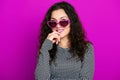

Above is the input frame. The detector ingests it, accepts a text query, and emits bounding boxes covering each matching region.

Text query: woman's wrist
[41,39,53,51]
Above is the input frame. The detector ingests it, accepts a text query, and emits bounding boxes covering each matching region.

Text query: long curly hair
[39,1,91,62]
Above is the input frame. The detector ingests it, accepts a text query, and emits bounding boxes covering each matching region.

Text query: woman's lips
[56,29,64,33]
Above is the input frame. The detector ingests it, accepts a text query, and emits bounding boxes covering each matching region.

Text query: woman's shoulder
[87,42,94,49]
[86,42,94,54]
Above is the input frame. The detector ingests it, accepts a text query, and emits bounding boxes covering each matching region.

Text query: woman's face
[50,9,70,39]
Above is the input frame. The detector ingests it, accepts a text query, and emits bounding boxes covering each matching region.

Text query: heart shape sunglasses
[47,19,70,28]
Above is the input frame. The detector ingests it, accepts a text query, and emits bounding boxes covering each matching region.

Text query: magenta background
[0,0,120,80]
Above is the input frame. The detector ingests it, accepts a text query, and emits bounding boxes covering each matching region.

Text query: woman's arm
[79,43,95,80]
[35,39,53,80]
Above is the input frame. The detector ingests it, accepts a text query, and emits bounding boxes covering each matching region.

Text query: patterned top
[35,39,94,80]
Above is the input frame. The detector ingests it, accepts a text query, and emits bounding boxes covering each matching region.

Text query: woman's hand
[47,31,60,44]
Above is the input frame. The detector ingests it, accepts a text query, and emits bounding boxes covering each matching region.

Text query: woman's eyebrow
[60,16,68,19]
[51,16,68,20]
[51,17,56,20]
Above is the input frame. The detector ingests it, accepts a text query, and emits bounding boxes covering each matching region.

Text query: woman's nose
[56,23,61,28]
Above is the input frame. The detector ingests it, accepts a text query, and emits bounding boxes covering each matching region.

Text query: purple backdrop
[0,0,120,80]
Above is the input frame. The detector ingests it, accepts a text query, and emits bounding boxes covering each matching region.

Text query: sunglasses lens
[48,21,57,28]
[59,20,69,27]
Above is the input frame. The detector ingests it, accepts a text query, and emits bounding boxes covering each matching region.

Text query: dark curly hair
[39,1,91,62]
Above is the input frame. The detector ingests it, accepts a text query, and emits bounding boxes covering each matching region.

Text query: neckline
[57,45,70,50]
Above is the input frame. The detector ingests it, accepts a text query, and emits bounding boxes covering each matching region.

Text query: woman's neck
[58,37,70,48]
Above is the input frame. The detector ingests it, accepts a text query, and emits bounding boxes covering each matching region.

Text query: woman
[35,1,94,80]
